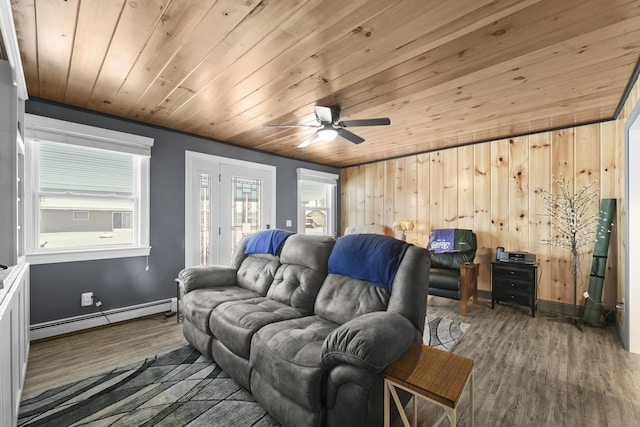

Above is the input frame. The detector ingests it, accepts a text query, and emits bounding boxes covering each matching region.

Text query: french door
[185,151,275,267]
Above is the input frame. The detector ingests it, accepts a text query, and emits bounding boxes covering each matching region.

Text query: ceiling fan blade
[297,132,318,148]
[338,118,390,127]
[314,105,339,124]
[337,128,365,144]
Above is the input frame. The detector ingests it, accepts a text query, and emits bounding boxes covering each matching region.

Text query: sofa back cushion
[230,235,281,295]
[236,254,281,296]
[314,274,390,325]
[427,229,477,269]
[315,234,413,325]
[316,243,430,333]
[429,250,476,269]
[244,229,293,256]
[327,234,408,291]
[267,234,335,314]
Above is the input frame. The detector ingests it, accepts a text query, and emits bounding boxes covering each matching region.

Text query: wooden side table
[459,263,479,316]
[384,344,474,427]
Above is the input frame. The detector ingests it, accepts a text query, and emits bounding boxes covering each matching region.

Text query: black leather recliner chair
[427,229,479,316]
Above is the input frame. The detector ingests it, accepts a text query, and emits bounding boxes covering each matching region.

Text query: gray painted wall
[26,98,340,324]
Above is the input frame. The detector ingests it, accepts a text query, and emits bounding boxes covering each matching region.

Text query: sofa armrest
[321,312,418,374]
[177,265,237,293]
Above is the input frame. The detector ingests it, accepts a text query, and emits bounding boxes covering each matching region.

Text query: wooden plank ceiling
[10,0,640,167]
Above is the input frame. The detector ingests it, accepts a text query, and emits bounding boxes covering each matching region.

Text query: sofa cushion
[429,267,461,291]
[210,297,307,359]
[430,250,476,269]
[182,286,260,334]
[266,234,335,313]
[314,274,390,325]
[236,254,281,295]
[244,229,293,256]
[328,234,408,291]
[266,265,328,314]
[251,315,338,412]
[279,234,335,271]
[427,229,477,269]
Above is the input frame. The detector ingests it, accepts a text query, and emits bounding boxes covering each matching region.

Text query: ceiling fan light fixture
[317,127,338,141]
[269,105,390,147]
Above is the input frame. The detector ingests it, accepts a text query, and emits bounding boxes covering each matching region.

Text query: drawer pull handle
[511,283,515,287]
[509,271,515,275]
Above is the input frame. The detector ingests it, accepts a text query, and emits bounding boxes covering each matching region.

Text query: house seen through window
[36,141,136,249]
[297,169,338,236]
[25,114,153,263]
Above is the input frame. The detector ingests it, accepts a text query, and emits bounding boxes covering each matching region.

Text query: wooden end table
[459,263,479,316]
[384,344,474,427]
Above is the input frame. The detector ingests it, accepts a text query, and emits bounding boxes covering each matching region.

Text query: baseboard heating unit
[30,298,177,341]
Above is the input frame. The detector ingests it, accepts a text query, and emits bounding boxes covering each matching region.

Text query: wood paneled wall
[341,75,640,307]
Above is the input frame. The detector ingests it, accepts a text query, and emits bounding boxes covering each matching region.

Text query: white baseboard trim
[30,298,177,341]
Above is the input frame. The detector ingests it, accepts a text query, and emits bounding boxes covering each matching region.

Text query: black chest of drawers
[491,261,537,317]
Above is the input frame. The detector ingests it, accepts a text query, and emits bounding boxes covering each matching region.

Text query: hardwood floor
[22,298,640,426]
[417,296,640,427]
[23,313,187,397]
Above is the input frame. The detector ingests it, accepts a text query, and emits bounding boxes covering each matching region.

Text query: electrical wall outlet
[81,292,93,307]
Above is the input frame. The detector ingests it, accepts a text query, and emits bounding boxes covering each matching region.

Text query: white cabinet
[1,6,30,424]
[0,59,24,266]
[0,263,30,427]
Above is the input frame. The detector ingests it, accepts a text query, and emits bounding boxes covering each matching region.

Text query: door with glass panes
[185,152,275,267]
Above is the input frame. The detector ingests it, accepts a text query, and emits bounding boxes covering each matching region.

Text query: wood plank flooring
[22,298,640,426]
[416,297,640,427]
[23,313,187,397]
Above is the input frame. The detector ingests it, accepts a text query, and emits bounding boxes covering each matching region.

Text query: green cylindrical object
[582,199,616,326]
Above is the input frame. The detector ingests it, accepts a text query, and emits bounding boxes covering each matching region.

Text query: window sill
[26,246,151,265]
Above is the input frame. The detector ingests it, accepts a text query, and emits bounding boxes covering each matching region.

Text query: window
[25,114,153,264]
[297,168,338,236]
[73,211,89,221]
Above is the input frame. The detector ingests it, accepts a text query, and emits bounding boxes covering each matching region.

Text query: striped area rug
[18,346,278,427]
[19,315,469,426]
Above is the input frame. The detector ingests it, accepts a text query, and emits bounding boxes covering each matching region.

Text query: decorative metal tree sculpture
[540,175,599,330]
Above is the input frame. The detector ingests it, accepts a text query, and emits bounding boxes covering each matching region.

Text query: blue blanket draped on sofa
[244,229,293,256]
[328,234,409,291]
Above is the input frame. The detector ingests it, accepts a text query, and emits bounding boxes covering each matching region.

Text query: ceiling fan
[266,105,390,148]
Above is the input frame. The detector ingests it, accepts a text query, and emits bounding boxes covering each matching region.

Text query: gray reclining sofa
[177,230,430,427]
